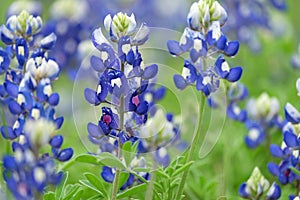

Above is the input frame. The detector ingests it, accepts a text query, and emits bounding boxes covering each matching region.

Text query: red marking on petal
[103,115,112,125]
[132,95,140,106]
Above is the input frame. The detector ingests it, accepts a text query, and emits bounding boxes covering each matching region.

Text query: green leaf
[72,189,84,200]
[117,171,129,190]
[122,141,133,166]
[79,180,103,196]
[117,183,147,199]
[84,172,108,198]
[62,184,81,200]
[44,192,55,200]
[154,168,169,179]
[87,194,104,200]
[173,161,194,177]
[132,167,151,173]
[75,154,99,165]
[55,171,68,200]
[291,167,300,176]
[97,152,126,169]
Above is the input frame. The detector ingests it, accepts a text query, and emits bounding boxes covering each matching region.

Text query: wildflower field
[1,0,300,199]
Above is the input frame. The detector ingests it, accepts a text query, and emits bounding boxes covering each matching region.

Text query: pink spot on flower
[285,169,290,177]
[18,182,28,197]
[132,95,140,106]
[103,115,112,125]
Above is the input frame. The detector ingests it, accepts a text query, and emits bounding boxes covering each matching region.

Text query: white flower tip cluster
[247,92,279,121]
[26,57,59,80]
[246,167,270,195]
[24,118,56,147]
[187,0,227,30]
[104,12,136,37]
[139,109,176,144]
[6,10,42,35]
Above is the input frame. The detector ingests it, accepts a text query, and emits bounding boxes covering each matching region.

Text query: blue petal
[270,144,284,158]
[167,40,182,56]
[285,103,300,124]
[84,88,100,105]
[143,64,158,79]
[55,116,64,129]
[90,55,106,72]
[4,81,18,98]
[216,35,227,50]
[3,156,17,170]
[57,148,73,162]
[48,93,60,106]
[136,101,148,115]
[226,67,242,82]
[238,183,249,198]
[0,25,14,44]
[268,162,280,176]
[270,0,287,10]
[224,41,239,57]
[16,38,29,66]
[49,135,63,148]
[8,100,22,114]
[154,87,166,100]
[40,33,57,50]
[173,74,187,90]
[87,122,104,138]
[283,130,298,148]
[1,126,16,139]
[101,166,115,183]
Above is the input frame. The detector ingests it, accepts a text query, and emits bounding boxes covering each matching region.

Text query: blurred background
[1,0,300,199]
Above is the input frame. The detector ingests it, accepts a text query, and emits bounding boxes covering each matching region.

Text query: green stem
[111,62,125,200]
[175,93,206,200]
[145,155,156,200]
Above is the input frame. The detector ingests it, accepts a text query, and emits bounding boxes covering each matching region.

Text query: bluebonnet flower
[220,0,287,51]
[0,11,73,198]
[268,102,300,186]
[85,12,183,190]
[239,167,281,199]
[3,119,71,200]
[167,0,243,97]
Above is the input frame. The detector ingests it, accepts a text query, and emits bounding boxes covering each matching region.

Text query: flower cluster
[239,167,281,199]
[0,10,73,199]
[221,0,287,51]
[228,89,282,148]
[167,0,242,97]
[85,12,181,188]
[268,102,300,185]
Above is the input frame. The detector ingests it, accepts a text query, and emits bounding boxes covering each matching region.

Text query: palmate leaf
[117,183,147,199]
[62,184,82,200]
[97,152,126,169]
[75,153,126,170]
[81,172,109,198]
[75,154,98,165]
